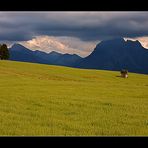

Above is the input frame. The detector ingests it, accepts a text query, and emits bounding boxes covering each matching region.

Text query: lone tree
[0,44,10,60]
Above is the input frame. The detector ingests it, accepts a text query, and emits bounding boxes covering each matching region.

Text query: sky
[0,11,148,57]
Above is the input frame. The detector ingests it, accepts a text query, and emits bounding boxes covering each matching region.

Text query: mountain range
[9,38,148,74]
[9,43,82,67]
[75,38,148,74]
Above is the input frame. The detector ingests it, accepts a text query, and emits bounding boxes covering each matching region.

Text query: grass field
[0,60,148,136]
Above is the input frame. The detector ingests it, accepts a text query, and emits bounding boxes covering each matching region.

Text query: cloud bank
[19,36,98,57]
[0,12,148,41]
[1,11,148,56]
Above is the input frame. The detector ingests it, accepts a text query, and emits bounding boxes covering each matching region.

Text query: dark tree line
[0,44,10,60]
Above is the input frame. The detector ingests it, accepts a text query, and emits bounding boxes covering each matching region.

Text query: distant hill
[75,38,148,74]
[9,44,82,67]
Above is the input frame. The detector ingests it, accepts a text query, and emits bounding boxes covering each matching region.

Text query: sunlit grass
[0,60,148,136]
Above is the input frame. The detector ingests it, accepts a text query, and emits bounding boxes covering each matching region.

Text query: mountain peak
[101,37,124,42]
[49,51,63,56]
[111,37,125,42]
[126,39,142,47]
[11,43,24,48]
[95,37,126,51]
[95,38,144,51]
[10,43,31,52]
[98,37,125,47]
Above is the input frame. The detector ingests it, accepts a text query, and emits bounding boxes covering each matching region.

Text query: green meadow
[0,60,148,136]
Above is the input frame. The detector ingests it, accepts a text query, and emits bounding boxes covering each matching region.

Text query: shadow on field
[116,75,122,78]
[116,75,128,78]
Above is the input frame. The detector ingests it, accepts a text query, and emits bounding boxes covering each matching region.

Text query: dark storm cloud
[0,12,148,41]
